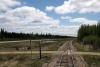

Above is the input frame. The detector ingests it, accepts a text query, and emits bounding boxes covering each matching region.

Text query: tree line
[0,28,72,41]
[77,22,100,50]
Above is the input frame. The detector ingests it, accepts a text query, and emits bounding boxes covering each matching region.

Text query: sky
[0,0,100,37]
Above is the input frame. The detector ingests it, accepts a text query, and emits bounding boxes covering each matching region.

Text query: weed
[0,54,51,67]
[83,55,100,67]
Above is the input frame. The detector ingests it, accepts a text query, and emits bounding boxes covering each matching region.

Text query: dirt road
[0,51,63,54]
[0,51,100,55]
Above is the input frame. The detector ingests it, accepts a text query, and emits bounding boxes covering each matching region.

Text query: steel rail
[57,41,76,67]
[58,53,64,67]
[69,41,76,67]
[57,42,68,67]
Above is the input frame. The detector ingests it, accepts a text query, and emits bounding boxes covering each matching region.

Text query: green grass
[83,55,100,67]
[0,54,51,67]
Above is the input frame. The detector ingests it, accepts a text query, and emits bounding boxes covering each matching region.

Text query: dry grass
[73,41,97,52]
[0,39,67,51]
[0,39,72,67]
[0,53,51,67]
[83,55,100,67]
[41,40,66,51]
[73,41,83,51]
[0,41,38,51]
[73,41,90,51]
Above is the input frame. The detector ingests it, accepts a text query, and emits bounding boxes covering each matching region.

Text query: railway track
[55,41,76,67]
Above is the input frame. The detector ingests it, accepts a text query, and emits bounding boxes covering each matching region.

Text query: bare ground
[74,54,88,67]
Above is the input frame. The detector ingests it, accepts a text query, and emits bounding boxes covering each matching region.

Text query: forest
[0,28,71,41]
[77,22,100,50]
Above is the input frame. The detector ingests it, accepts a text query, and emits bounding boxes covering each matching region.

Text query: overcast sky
[0,0,100,36]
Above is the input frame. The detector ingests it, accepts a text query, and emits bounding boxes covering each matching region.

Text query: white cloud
[0,6,62,35]
[0,6,59,26]
[65,26,79,36]
[0,17,79,36]
[48,0,100,14]
[0,0,21,11]
[61,16,72,19]
[70,17,98,25]
[0,0,80,36]
[36,25,79,36]
[45,6,55,11]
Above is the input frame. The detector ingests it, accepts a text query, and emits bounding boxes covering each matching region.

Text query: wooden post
[30,40,32,60]
[39,40,42,59]
[83,40,84,51]
[30,39,32,67]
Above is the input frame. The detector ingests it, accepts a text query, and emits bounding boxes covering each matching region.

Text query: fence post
[39,40,42,59]
[83,40,84,51]
[30,40,32,60]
